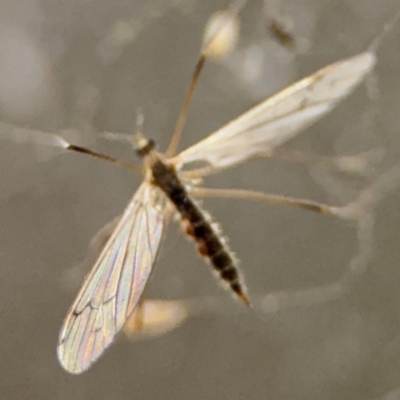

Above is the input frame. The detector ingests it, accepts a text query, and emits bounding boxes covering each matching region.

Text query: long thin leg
[67,144,142,172]
[191,187,343,217]
[269,148,383,177]
[179,147,383,180]
[165,55,206,158]
[60,215,121,292]
[0,123,142,172]
[192,161,400,221]
[86,215,121,254]
[165,0,247,157]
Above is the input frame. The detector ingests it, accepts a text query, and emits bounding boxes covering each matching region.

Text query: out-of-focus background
[1,0,400,399]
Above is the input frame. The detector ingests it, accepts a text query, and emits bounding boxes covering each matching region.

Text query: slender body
[141,140,249,305]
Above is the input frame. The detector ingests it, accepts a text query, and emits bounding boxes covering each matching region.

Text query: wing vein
[57,183,167,374]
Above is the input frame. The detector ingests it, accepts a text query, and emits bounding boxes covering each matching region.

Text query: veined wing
[57,182,166,374]
[174,52,375,170]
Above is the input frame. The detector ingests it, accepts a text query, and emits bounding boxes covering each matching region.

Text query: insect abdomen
[151,159,249,306]
[179,192,249,306]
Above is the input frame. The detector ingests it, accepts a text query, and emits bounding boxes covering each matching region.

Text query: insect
[265,15,295,49]
[53,3,377,374]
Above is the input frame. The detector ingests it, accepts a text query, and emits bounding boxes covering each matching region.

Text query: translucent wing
[57,182,166,374]
[174,52,375,170]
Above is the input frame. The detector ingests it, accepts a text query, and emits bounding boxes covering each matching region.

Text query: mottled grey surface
[0,0,400,399]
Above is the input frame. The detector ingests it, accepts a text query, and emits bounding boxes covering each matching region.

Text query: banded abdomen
[150,156,250,306]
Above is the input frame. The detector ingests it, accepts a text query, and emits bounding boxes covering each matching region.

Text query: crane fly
[54,3,376,374]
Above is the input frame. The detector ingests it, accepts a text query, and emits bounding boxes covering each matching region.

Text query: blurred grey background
[1,0,400,399]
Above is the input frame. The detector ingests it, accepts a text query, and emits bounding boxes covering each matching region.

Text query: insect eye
[145,138,155,152]
[136,138,155,157]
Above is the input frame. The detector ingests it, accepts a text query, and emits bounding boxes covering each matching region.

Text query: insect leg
[60,214,122,291]
[165,0,246,157]
[191,187,344,218]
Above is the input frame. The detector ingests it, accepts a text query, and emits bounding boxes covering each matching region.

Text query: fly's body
[144,145,248,305]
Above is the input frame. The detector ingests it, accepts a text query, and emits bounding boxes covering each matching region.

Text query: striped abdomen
[151,158,250,306]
